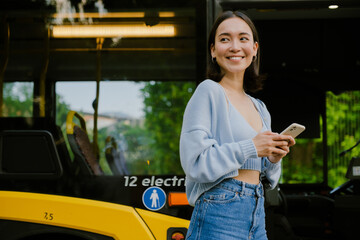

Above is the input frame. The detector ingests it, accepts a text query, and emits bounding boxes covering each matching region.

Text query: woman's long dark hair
[206,11,266,93]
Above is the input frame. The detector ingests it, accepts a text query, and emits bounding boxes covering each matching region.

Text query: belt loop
[256,184,261,197]
[241,181,245,196]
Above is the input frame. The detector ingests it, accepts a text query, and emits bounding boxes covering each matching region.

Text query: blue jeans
[186,178,267,240]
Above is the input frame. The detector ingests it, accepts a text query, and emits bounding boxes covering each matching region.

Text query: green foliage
[341,135,360,158]
[55,93,74,160]
[281,91,360,187]
[56,94,71,126]
[281,136,323,184]
[326,91,360,187]
[141,81,195,175]
[2,82,33,117]
[119,124,154,174]
[87,81,195,175]
[96,122,152,175]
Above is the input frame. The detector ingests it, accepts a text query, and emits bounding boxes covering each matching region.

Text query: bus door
[1,1,208,239]
[49,0,206,217]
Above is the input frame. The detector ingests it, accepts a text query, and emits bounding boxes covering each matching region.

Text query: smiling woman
[1,1,360,239]
[180,10,295,240]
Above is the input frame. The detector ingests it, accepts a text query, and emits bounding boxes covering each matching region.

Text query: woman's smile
[227,55,245,61]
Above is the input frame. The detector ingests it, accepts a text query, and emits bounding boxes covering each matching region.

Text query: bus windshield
[56,80,195,176]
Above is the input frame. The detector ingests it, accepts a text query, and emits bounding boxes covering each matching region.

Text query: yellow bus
[0,0,204,239]
[1,0,360,239]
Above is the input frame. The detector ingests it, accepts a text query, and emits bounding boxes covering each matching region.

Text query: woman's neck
[219,75,246,96]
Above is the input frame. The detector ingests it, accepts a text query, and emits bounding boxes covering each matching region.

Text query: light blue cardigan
[180,79,281,206]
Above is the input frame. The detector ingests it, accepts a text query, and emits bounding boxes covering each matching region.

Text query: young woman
[180,11,296,240]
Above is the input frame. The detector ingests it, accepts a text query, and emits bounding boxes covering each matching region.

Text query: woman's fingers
[253,131,295,158]
[273,134,296,146]
[272,145,289,155]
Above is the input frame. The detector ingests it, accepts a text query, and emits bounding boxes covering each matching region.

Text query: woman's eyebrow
[218,32,251,37]
[239,32,251,36]
[218,32,231,37]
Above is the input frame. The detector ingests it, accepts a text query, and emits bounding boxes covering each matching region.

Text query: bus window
[326,91,360,188]
[2,82,33,117]
[281,91,360,186]
[49,2,200,177]
[56,80,195,176]
[281,123,324,184]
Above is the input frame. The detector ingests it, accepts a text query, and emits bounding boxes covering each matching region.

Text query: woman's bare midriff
[233,169,260,185]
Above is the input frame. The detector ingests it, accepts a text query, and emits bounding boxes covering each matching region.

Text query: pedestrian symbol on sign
[142,186,166,211]
[150,189,159,208]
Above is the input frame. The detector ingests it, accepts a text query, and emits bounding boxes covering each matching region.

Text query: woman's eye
[220,38,229,42]
[240,37,249,41]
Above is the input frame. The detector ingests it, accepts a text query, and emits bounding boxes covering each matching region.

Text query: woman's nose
[229,40,241,52]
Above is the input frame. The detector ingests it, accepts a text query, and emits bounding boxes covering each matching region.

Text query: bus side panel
[0,219,113,240]
[0,191,154,240]
[136,208,189,240]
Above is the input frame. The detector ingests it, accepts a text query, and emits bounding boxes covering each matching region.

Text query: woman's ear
[253,41,259,54]
[210,43,216,58]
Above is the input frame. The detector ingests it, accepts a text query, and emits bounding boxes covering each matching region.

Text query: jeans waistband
[217,178,264,197]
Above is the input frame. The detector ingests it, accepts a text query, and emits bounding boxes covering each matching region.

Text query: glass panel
[327,91,360,188]
[2,82,33,117]
[281,118,324,184]
[56,80,195,176]
[51,2,200,176]
[281,91,360,186]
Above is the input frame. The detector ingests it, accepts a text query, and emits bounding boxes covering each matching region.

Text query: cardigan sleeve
[261,157,282,189]
[180,80,258,183]
[256,98,282,189]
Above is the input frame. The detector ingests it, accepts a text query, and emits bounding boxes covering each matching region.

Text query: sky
[56,81,145,119]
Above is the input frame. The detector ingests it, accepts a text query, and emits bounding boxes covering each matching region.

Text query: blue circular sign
[142,186,166,211]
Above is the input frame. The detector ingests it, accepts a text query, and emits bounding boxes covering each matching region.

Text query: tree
[56,94,71,127]
[141,81,195,174]
[326,91,360,187]
[281,91,360,187]
[2,82,33,117]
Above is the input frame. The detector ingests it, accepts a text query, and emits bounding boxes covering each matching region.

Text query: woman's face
[211,17,258,77]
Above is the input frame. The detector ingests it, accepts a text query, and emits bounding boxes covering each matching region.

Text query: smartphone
[280,123,306,138]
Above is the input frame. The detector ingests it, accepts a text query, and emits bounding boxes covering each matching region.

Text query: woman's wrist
[268,155,282,164]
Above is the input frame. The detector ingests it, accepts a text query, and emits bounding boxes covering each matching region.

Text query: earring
[212,57,216,63]
[252,55,257,62]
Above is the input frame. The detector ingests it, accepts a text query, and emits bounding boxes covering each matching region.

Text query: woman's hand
[252,131,295,163]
